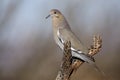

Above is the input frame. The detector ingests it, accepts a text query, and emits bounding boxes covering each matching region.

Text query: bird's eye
[54,12,56,14]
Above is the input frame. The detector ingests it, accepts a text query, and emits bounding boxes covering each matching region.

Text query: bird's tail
[92,63,105,76]
[90,62,108,80]
[71,51,107,80]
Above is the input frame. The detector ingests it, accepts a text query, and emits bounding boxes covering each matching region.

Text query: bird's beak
[46,14,50,19]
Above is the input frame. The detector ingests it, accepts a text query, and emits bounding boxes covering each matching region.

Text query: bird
[46,9,105,75]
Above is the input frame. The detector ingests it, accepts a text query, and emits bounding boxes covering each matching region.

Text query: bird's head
[46,9,64,20]
[50,9,62,18]
[46,9,69,28]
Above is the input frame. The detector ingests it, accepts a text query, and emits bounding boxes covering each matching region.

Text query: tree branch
[55,35,102,80]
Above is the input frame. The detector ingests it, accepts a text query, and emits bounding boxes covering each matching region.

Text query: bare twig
[55,35,102,80]
[56,41,72,80]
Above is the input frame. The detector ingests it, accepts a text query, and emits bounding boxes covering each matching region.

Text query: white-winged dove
[46,9,105,75]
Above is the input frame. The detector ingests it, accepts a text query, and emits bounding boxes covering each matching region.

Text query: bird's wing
[58,28,88,53]
[58,28,95,63]
[72,51,95,63]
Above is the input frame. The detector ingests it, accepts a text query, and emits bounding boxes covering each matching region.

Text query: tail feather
[92,63,105,76]
[71,51,107,80]
[90,62,107,80]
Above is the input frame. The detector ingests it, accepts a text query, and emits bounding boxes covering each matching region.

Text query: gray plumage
[48,9,95,63]
[47,9,105,77]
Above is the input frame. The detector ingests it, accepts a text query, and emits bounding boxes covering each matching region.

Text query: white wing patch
[57,29,64,44]
[71,47,83,53]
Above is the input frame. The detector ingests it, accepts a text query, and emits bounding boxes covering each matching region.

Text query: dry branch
[55,35,102,80]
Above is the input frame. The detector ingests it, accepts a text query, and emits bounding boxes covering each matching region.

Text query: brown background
[0,0,120,80]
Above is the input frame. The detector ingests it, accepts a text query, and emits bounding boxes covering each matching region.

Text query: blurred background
[0,0,120,80]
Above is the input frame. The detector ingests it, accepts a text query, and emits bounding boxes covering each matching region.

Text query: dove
[46,9,106,77]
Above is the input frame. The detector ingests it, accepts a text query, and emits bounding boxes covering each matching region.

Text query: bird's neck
[52,17,69,44]
[52,17,70,30]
